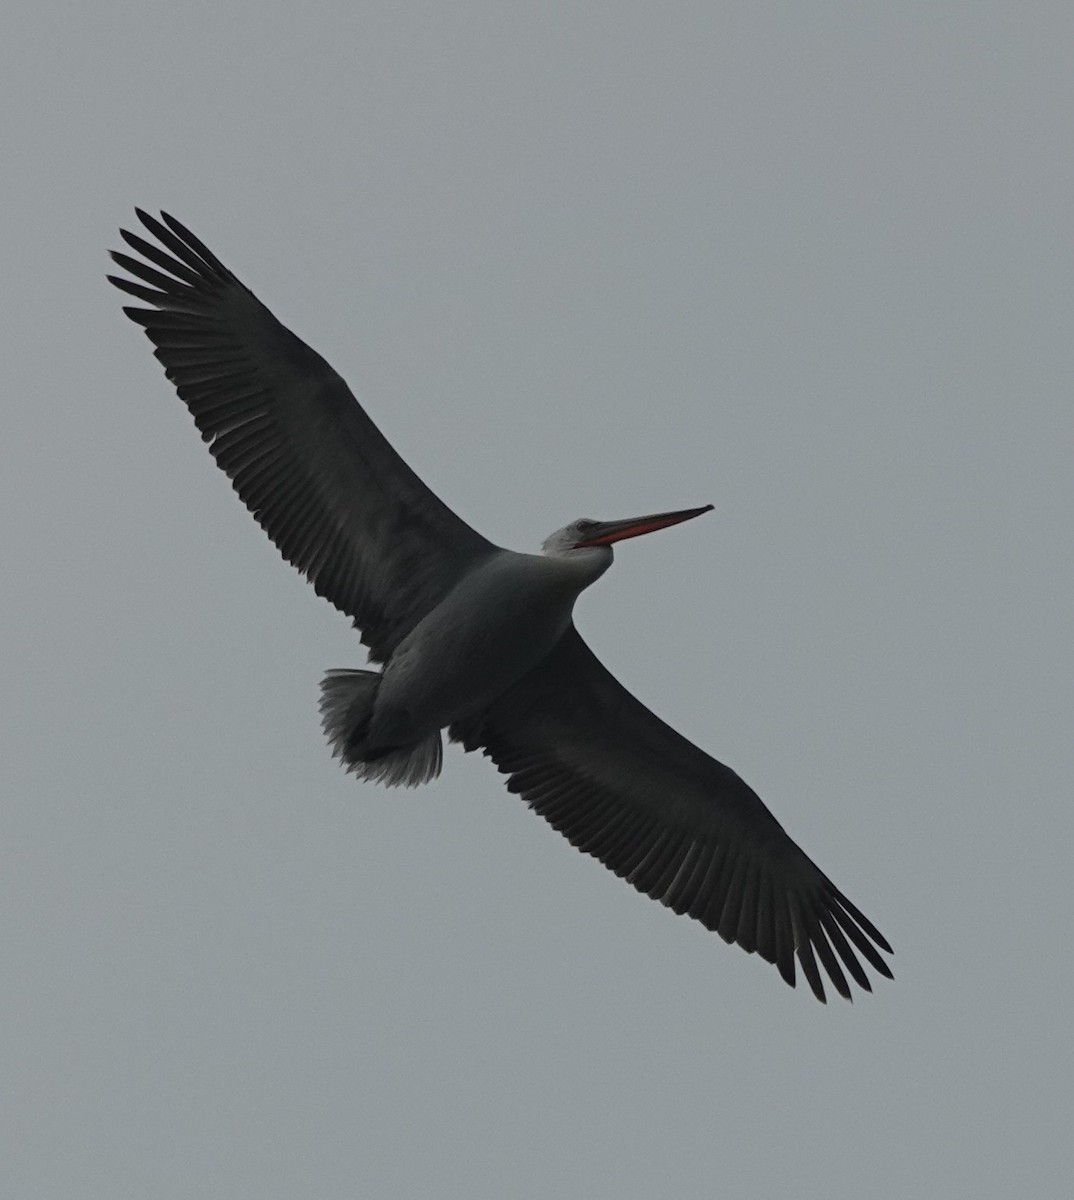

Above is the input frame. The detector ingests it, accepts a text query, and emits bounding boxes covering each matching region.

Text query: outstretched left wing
[110,211,496,662]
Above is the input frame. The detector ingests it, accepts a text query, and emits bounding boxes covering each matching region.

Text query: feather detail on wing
[452,627,893,1002]
[109,211,494,661]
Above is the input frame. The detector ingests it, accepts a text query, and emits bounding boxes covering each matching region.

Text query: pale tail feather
[319,669,443,788]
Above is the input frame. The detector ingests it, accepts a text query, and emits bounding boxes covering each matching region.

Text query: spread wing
[452,627,893,1002]
[109,210,495,662]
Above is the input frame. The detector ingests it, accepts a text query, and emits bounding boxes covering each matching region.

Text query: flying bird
[109,210,893,1002]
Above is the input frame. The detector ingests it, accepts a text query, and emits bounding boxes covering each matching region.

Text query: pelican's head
[541,505,714,558]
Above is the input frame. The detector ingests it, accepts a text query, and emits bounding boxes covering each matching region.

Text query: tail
[318,669,443,788]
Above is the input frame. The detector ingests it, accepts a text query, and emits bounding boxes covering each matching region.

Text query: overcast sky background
[3,4,1072,1197]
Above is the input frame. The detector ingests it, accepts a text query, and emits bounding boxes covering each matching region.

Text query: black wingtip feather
[832,889,894,955]
[159,211,231,275]
[120,305,157,325]
[110,249,195,294]
[119,227,205,285]
[127,210,227,280]
[107,274,166,304]
[809,918,851,1001]
[817,909,872,992]
[790,902,828,1003]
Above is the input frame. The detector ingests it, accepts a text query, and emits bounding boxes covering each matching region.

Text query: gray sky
[3,3,1072,1197]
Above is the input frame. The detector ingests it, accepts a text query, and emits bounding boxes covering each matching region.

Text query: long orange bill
[573,504,714,548]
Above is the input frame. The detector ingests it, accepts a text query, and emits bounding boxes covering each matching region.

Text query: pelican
[109,211,893,1002]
